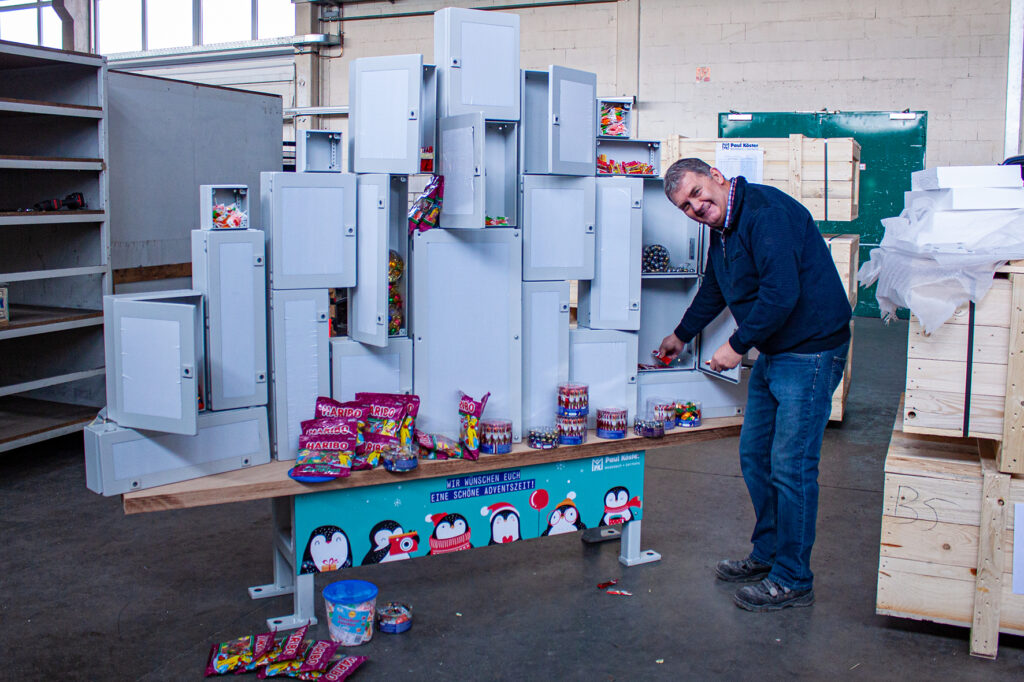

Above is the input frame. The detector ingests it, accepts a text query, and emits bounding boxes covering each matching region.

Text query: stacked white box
[331,337,413,402]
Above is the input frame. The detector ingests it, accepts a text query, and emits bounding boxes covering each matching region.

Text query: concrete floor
[3,318,1024,680]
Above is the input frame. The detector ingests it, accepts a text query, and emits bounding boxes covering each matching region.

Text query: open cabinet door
[350,175,391,347]
[698,307,742,384]
[548,65,597,176]
[350,54,423,174]
[438,113,485,229]
[522,281,570,432]
[108,298,199,435]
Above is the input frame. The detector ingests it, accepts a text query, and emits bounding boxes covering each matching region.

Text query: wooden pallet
[877,401,1022,659]
[661,134,861,221]
[903,265,1024,473]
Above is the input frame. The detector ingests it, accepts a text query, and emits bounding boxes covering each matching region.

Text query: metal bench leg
[248,496,318,630]
[618,520,661,567]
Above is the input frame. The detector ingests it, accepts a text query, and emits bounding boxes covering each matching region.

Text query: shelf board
[0,97,103,119]
[0,210,105,226]
[1,265,108,283]
[0,367,106,398]
[641,272,699,279]
[0,155,104,171]
[0,396,97,453]
[0,305,102,340]
[0,41,105,69]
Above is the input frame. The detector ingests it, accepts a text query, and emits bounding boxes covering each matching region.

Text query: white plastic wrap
[858,198,1024,333]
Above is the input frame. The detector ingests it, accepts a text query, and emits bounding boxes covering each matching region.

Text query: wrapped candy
[642,244,671,273]
[458,391,490,460]
[388,249,404,284]
[408,175,444,234]
[205,635,254,676]
[211,203,247,229]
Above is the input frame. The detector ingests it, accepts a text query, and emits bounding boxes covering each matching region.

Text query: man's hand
[658,334,685,362]
[708,342,743,372]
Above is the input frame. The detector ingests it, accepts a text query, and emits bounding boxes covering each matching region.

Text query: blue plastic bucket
[323,580,378,646]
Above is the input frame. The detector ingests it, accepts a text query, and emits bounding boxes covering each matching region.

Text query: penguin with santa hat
[481,502,521,545]
[425,512,473,555]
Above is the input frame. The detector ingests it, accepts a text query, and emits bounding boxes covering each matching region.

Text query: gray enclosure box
[191,229,268,410]
[412,228,522,441]
[434,7,520,121]
[268,288,330,460]
[330,337,413,402]
[521,174,595,281]
[84,406,270,496]
[521,281,570,432]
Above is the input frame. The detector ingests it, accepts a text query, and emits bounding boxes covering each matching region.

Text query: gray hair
[664,158,713,199]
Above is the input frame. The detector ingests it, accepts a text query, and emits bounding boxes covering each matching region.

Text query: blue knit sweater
[673,177,851,355]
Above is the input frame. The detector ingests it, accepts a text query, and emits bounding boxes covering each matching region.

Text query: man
[658,158,851,612]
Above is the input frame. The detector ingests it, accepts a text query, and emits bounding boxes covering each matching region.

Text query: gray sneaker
[734,578,814,612]
[714,556,772,583]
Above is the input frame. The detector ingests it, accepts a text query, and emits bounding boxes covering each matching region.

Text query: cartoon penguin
[541,492,587,536]
[598,486,642,527]
[300,525,352,574]
[425,512,472,555]
[481,502,521,545]
[362,520,406,565]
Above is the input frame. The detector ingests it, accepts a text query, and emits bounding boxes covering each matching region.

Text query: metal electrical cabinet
[577,177,643,329]
[84,406,270,496]
[191,229,268,410]
[261,172,357,290]
[411,228,522,441]
[268,289,330,460]
[521,175,595,281]
[522,281,570,432]
[485,121,519,226]
[349,54,437,175]
[330,337,413,402]
[638,368,748,419]
[296,130,343,173]
[350,174,408,347]
[434,7,520,121]
[568,328,638,428]
[521,66,597,176]
[102,290,204,436]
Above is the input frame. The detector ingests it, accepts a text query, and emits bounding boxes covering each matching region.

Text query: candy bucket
[323,580,378,646]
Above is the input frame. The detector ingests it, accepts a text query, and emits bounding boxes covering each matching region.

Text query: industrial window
[0,1,62,48]
[95,0,295,54]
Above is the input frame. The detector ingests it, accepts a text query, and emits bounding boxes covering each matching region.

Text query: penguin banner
[294,451,646,575]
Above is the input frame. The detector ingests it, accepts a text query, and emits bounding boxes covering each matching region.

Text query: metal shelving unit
[0,40,110,453]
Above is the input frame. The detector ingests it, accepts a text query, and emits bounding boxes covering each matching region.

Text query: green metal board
[718,111,927,317]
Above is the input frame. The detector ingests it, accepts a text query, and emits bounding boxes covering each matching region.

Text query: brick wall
[319,0,1013,166]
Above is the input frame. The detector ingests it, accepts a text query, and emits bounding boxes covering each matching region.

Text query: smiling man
[657,158,852,612]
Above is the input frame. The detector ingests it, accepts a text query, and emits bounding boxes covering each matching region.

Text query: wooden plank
[877,558,1024,636]
[829,320,854,422]
[112,262,192,285]
[788,134,802,199]
[0,305,101,333]
[122,416,744,514]
[880,517,1016,573]
[1001,273,1024,474]
[904,389,1005,439]
[907,358,1007,398]
[970,454,1011,658]
[907,322,1009,363]
[0,396,97,447]
[941,278,1012,327]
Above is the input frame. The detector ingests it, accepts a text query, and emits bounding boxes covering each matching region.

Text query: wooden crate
[823,233,860,307]
[903,266,1024,473]
[829,320,854,422]
[877,402,1023,658]
[661,134,861,221]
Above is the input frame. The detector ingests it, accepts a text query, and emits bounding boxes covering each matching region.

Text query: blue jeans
[738,343,848,591]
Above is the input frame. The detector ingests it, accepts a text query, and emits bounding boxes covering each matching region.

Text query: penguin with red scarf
[481,502,521,545]
[425,512,473,555]
[597,486,642,527]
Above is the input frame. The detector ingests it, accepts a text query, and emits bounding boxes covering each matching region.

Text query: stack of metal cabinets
[576,141,748,423]
[85,190,272,495]
[263,132,354,461]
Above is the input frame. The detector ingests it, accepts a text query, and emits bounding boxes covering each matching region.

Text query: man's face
[668,168,730,227]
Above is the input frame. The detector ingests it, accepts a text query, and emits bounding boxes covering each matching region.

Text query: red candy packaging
[415,429,462,460]
[321,656,367,681]
[354,433,394,470]
[270,625,308,664]
[315,397,368,422]
[301,416,363,442]
[233,631,277,674]
[206,635,255,676]
[458,391,490,460]
[298,640,341,674]
[355,392,420,446]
